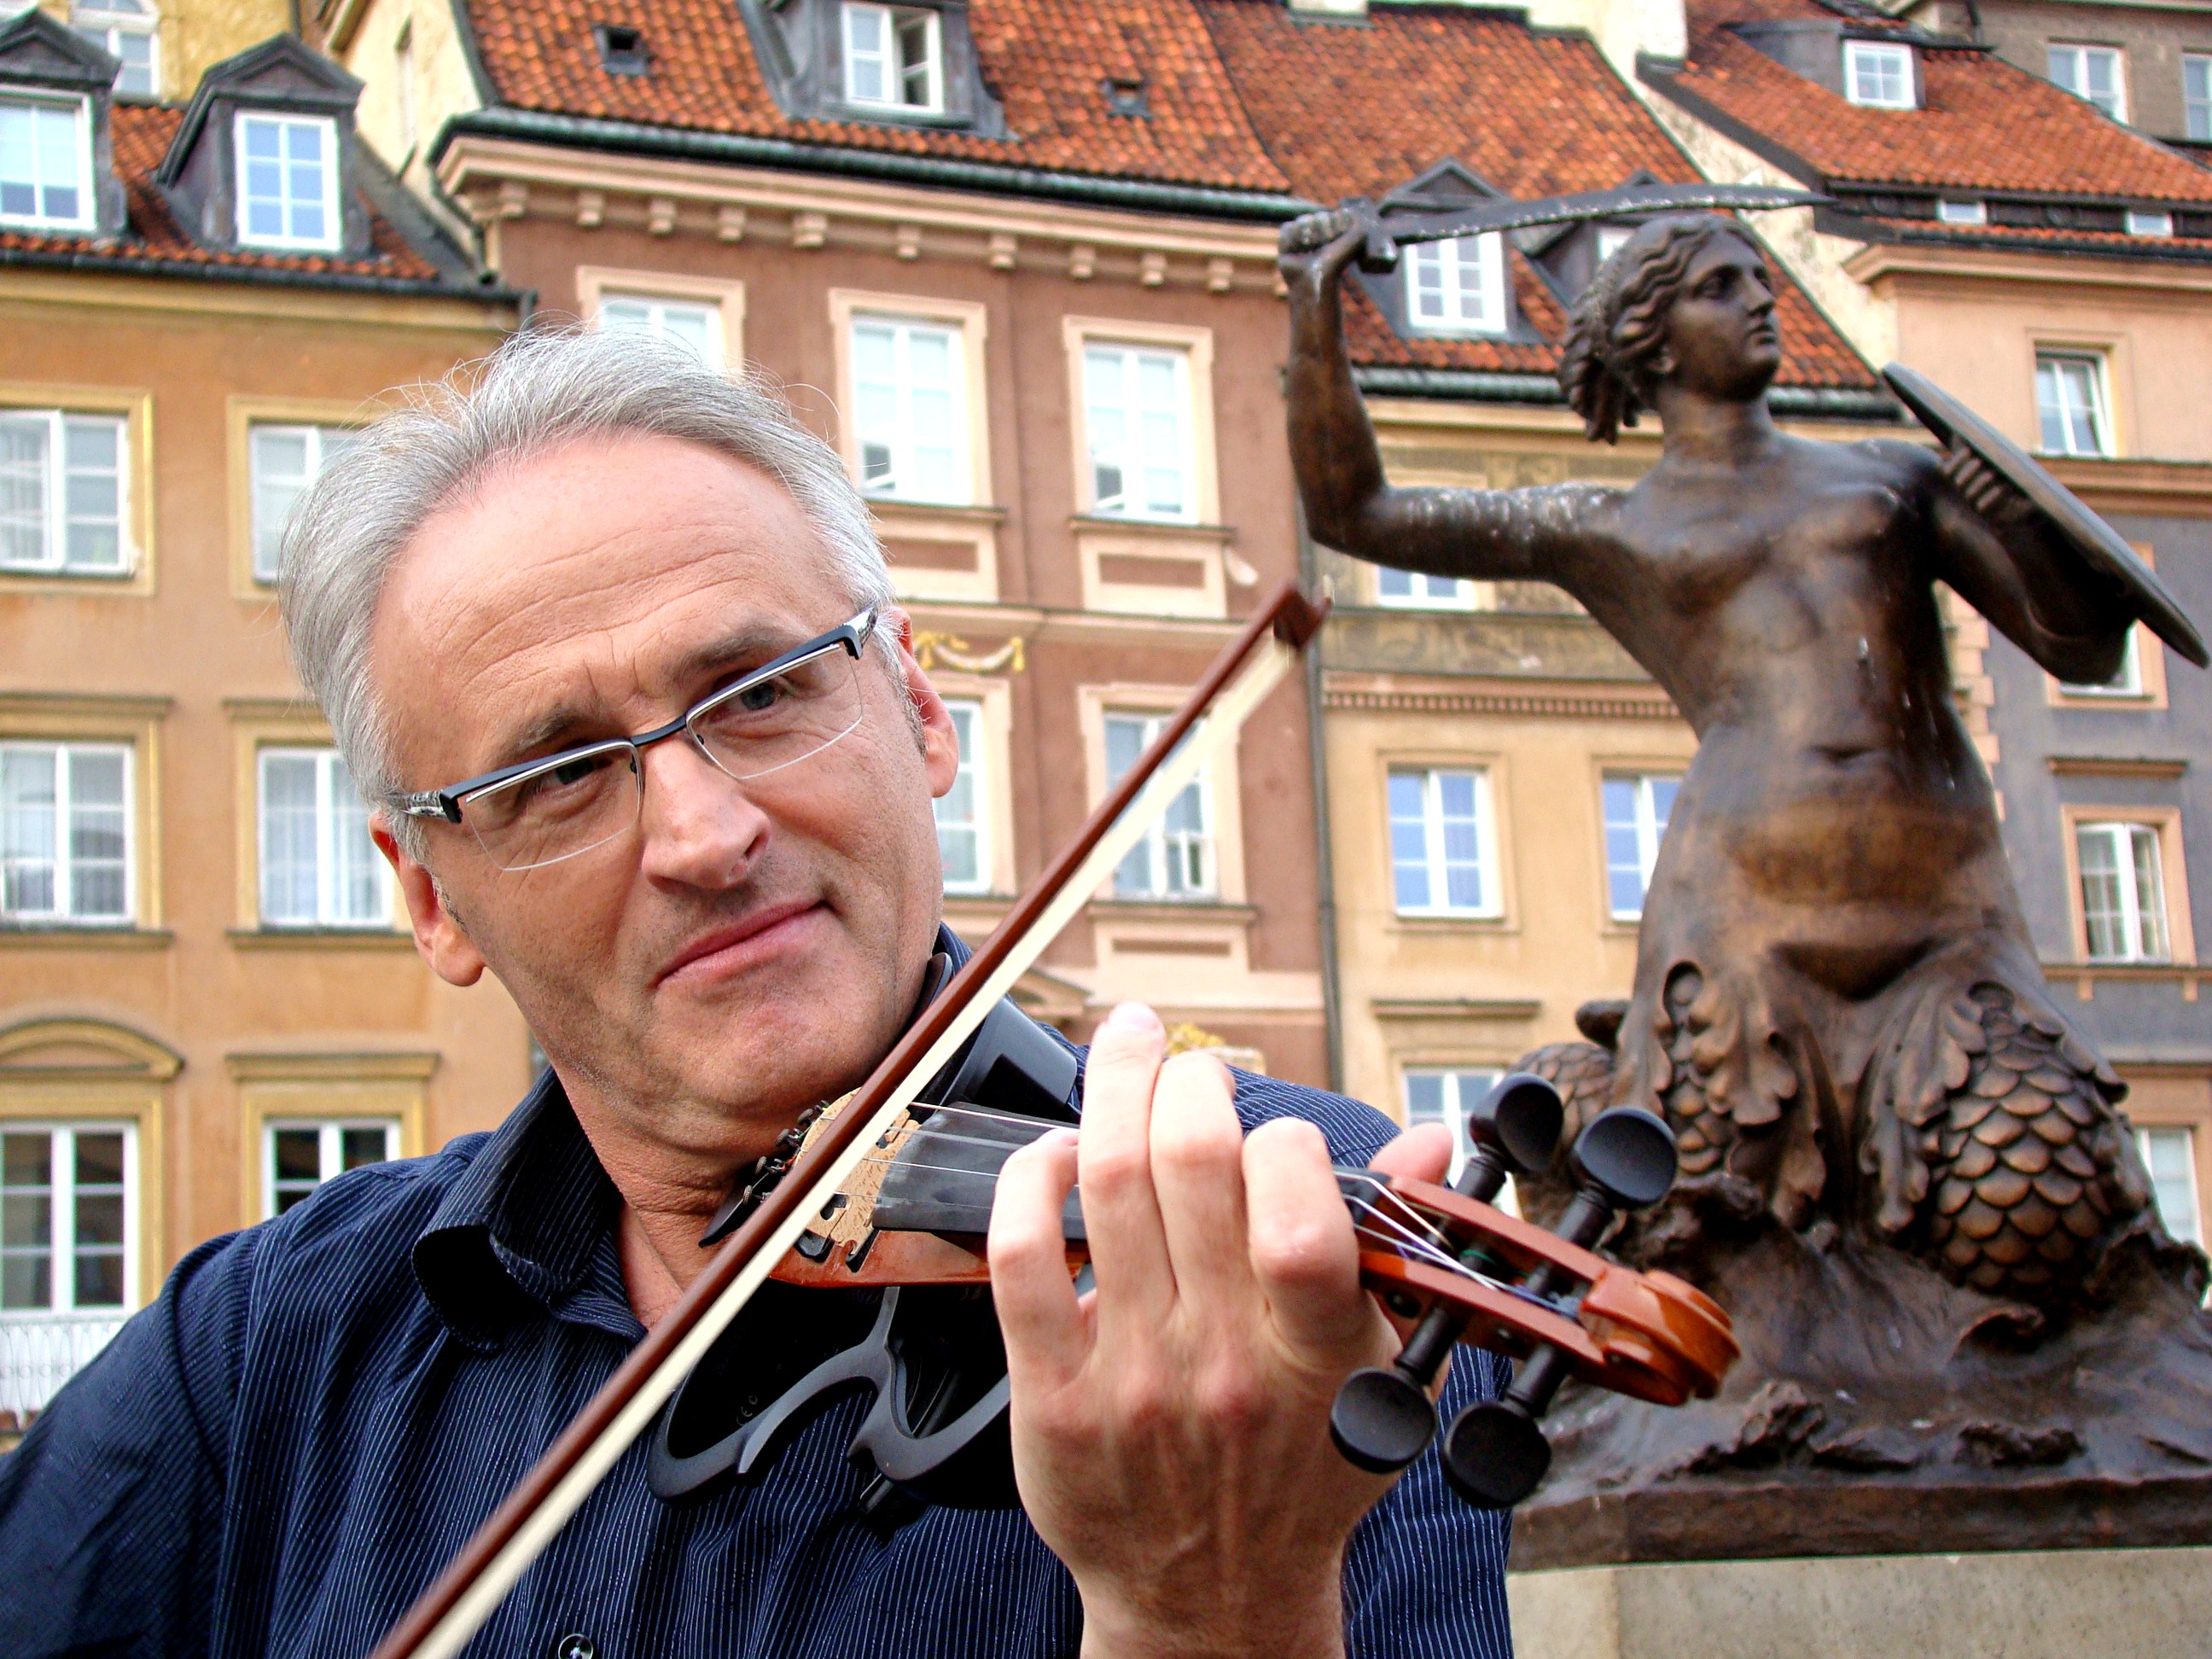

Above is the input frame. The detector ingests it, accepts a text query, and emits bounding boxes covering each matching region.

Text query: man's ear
[882,606,961,799]
[372,815,488,987]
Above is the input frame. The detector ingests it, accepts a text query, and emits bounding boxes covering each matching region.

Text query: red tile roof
[1663,0,2212,206]
[464,0,1290,192]
[1196,0,1873,388]
[0,104,447,282]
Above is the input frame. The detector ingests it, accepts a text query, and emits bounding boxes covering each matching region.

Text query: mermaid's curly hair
[1557,214,1762,445]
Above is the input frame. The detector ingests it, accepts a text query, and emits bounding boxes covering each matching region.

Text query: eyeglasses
[392,608,878,872]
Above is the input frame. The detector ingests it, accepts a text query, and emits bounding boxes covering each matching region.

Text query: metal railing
[0,1312,129,1418]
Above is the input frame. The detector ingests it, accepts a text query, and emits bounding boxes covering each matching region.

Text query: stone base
[1507,1545,2212,1659]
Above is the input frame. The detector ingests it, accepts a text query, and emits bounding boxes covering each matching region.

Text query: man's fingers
[1367,1122,1453,1187]
[1074,1002,1178,1319]
[1243,1116,1372,1360]
[1148,1051,1254,1313]
[989,1128,1089,1386]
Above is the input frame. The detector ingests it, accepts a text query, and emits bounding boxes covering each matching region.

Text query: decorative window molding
[226,394,363,598]
[0,694,165,934]
[577,267,745,372]
[226,700,402,939]
[829,288,988,507]
[1080,683,1246,908]
[226,1049,432,1226]
[1388,765,1502,919]
[1602,771,1680,921]
[1843,40,1915,109]
[2049,43,2127,123]
[2062,806,2193,967]
[1063,316,1218,528]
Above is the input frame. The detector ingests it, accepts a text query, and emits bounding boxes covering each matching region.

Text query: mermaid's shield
[1885,362,2208,668]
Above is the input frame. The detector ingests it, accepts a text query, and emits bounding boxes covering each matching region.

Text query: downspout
[1298,507,1346,1096]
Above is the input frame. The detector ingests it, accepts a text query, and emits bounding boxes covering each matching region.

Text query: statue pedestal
[1507,1545,2212,1659]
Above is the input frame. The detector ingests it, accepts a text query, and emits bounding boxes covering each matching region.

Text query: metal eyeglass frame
[389,608,880,841]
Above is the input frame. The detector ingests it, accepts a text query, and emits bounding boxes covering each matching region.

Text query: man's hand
[988,1002,1452,1659]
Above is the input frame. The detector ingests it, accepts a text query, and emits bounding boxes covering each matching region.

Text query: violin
[649,1002,1733,1517]
[368,582,1734,1659]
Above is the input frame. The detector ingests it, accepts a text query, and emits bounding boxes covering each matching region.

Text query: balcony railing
[1,1312,130,1417]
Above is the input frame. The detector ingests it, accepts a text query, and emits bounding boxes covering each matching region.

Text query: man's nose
[634,736,770,888]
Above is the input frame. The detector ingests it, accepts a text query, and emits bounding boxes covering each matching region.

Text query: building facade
[0,13,516,1418]
[1633,0,2212,1243]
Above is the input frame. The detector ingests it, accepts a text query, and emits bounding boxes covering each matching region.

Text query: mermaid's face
[1660,234,1782,402]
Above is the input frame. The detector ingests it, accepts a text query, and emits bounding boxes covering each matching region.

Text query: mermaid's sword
[1312,181,1831,274]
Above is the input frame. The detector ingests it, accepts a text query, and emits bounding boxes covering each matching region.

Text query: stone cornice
[2043,456,2212,516]
[436,134,1288,294]
[1324,686,1681,721]
[1843,239,2212,294]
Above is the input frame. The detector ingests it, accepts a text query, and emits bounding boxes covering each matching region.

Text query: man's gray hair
[280,327,895,853]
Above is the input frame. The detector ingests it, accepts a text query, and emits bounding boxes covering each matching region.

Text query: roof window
[842,3,940,113]
[235,112,339,250]
[1936,198,1987,225]
[594,23,649,78]
[71,0,156,98]
[1843,40,1915,109]
[0,94,95,230]
[1404,236,1508,339]
[2125,208,2173,239]
[1103,74,1148,119]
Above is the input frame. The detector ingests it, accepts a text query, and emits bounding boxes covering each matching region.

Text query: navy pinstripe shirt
[0,1039,1514,1657]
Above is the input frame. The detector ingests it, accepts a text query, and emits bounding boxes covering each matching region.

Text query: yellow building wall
[34,0,292,101]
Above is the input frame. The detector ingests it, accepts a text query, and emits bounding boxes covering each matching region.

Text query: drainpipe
[1298,509,1347,1095]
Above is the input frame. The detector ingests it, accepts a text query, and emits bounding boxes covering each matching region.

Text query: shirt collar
[410,924,975,1348]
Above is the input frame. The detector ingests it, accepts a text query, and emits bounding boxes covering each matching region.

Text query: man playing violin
[0,329,1511,1658]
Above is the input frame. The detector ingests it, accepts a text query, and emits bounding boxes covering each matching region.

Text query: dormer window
[843,3,941,113]
[71,1,156,97]
[1936,198,1987,225]
[0,95,93,230]
[1844,41,1915,109]
[1404,235,1506,337]
[235,112,338,251]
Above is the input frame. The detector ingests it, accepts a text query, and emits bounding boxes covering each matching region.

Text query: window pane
[250,425,312,580]
[2,745,59,917]
[0,410,51,569]
[2136,1127,2200,1246]
[2188,56,2211,141]
[936,701,982,889]
[340,1126,391,1172]
[2128,825,2168,961]
[2,1131,54,1312]
[1388,771,1430,911]
[2077,824,2128,961]
[330,756,385,924]
[260,751,321,923]
[1405,1071,1447,1131]
[237,115,333,247]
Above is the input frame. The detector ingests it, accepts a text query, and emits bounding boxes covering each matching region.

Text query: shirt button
[551,1636,596,1659]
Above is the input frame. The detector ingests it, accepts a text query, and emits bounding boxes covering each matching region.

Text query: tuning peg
[1330,1075,1565,1476]
[1438,1108,1681,1509]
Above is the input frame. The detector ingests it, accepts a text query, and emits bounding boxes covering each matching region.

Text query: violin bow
[369,579,1330,1659]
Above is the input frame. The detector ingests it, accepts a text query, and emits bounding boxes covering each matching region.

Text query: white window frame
[2048,43,2128,122]
[935,697,990,895]
[2075,818,2169,964]
[232,111,341,253]
[1375,567,1479,610]
[851,311,969,505]
[0,1121,137,1317]
[1,741,133,925]
[2125,209,2173,240]
[2187,54,2211,143]
[842,2,944,113]
[1843,40,1916,109]
[1105,710,1214,900]
[2058,630,2144,698]
[257,746,391,929]
[595,290,725,370]
[1936,198,1988,226]
[72,2,159,97]
[1389,766,1502,919]
[1404,1068,1505,1191]
[2035,352,2111,459]
[1603,771,1680,922]
[1082,342,1196,523]
[1403,233,1507,337]
[2135,1126,2202,1247]
[247,422,352,583]
[262,1117,399,1220]
[0,408,131,576]
[0,93,96,232]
